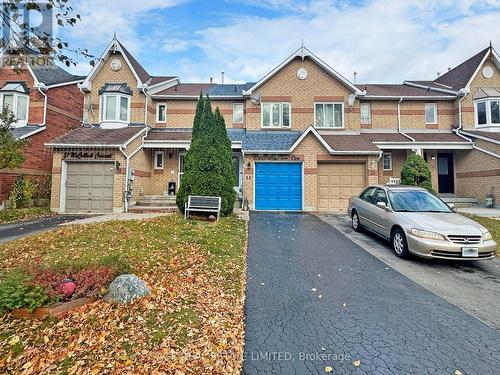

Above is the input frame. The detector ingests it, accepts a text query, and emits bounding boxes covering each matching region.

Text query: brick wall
[85,52,146,125]
[0,67,83,201]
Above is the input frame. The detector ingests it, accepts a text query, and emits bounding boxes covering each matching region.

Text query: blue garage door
[255,162,302,210]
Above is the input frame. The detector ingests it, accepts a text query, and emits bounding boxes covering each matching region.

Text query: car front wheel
[351,210,362,232]
[391,228,410,259]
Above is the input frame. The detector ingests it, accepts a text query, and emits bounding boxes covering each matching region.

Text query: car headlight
[411,228,445,241]
[482,231,493,241]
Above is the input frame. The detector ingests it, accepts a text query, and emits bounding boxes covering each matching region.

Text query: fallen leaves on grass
[0,215,247,374]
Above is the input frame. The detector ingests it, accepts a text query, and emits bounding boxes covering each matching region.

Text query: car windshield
[388,190,452,213]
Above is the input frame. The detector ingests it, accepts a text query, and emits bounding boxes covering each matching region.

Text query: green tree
[400,153,435,193]
[176,96,236,216]
[0,107,26,170]
[191,92,205,140]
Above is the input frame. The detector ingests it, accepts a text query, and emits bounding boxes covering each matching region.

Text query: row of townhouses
[2,37,500,213]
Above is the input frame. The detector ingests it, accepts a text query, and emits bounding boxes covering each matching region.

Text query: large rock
[104,274,150,304]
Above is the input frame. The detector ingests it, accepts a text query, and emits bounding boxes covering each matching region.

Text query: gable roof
[82,37,178,89]
[243,45,363,96]
[30,64,85,87]
[434,47,490,90]
[46,126,146,148]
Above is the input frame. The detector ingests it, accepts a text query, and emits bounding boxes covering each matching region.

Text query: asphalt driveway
[0,215,91,244]
[244,213,500,374]
[318,213,500,332]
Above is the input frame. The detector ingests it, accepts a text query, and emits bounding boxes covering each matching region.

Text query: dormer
[98,83,132,129]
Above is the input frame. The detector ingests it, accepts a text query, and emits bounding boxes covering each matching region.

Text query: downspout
[141,85,149,125]
[78,83,87,126]
[397,97,415,141]
[36,83,48,126]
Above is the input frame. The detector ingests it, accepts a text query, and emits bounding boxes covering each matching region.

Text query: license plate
[462,247,479,257]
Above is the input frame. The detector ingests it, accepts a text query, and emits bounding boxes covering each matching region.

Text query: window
[383,152,392,171]
[179,154,185,181]
[314,103,343,128]
[156,103,166,123]
[360,187,376,203]
[100,94,130,122]
[0,93,29,126]
[475,99,500,127]
[232,156,240,187]
[373,188,388,206]
[261,102,291,128]
[360,102,371,124]
[425,103,437,124]
[233,103,244,124]
[154,151,164,169]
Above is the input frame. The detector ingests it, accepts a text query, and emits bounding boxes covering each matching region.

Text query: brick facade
[0,67,83,202]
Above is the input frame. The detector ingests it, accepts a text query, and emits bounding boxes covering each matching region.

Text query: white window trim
[383,152,392,171]
[0,92,30,127]
[156,102,167,123]
[425,103,438,124]
[154,151,164,170]
[313,102,345,129]
[99,93,131,123]
[261,102,291,128]
[233,102,244,124]
[360,102,371,124]
[475,98,500,128]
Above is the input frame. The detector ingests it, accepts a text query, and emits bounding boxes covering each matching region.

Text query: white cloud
[174,0,500,83]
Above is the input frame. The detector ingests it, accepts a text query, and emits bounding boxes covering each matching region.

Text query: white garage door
[317,163,366,212]
[65,162,115,213]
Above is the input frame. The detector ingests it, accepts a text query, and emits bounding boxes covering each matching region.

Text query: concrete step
[135,200,177,207]
[129,205,178,213]
[441,197,479,208]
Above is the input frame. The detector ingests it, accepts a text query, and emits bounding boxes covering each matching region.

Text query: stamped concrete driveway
[244,213,500,375]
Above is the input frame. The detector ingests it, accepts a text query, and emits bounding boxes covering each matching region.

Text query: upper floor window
[262,102,290,128]
[360,102,371,124]
[475,99,500,127]
[0,82,30,127]
[233,103,244,124]
[100,94,130,122]
[425,103,437,124]
[156,103,166,123]
[98,83,132,124]
[315,102,343,128]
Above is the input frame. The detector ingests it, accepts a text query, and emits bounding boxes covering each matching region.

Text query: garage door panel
[255,162,302,211]
[65,162,114,213]
[317,163,367,212]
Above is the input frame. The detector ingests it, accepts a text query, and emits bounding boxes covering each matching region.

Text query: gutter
[397,97,415,141]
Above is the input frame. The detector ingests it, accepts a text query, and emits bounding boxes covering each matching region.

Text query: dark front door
[437,153,454,194]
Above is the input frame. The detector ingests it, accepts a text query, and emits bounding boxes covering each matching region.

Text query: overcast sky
[59,0,500,84]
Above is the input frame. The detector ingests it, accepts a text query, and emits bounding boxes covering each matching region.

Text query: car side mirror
[376,201,389,211]
[447,203,456,212]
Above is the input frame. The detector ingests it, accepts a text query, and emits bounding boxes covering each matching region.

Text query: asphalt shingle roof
[407,132,467,142]
[47,126,145,147]
[323,134,380,152]
[459,130,500,142]
[154,83,256,97]
[242,131,301,151]
[357,84,453,98]
[30,64,84,86]
[9,126,43,139]
[434,47,490,90]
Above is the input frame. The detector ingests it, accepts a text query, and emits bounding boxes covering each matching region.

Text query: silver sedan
[347,185,497,260]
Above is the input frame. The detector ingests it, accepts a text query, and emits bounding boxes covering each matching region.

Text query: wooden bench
[185,195,221,221]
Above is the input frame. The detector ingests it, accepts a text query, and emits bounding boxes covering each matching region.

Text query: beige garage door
[317,163,367,212]
[65,162,115,213]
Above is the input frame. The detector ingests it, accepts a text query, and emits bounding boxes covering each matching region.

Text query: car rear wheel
[351,210,362,232]
[391,228,410,259]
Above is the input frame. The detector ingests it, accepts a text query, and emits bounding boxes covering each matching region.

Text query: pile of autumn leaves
[0,216,247,374]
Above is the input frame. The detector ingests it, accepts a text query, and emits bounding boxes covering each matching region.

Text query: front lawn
[471,215,500,256]
[0,214,247,374]
[0,206,53,224]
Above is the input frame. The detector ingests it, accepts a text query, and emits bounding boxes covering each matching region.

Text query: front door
[437,153,454,194]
